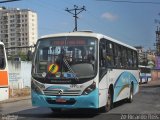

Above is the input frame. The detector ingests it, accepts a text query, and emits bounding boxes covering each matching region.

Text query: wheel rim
[130,91,133,100]
[130,86,133,101]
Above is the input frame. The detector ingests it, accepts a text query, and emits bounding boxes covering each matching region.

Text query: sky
[1,0,160,50]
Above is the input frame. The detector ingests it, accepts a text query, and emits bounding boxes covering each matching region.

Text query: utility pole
[155,27,160,56]
[155,13,160,56]
[65,5,86,31]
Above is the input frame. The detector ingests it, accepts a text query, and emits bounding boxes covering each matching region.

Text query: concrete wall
[8,60,31,89]
[151,69,160,81]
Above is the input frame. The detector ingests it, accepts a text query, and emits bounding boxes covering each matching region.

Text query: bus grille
[43,89,81,96]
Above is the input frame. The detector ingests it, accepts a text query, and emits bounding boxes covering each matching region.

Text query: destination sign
[52,39,86,46]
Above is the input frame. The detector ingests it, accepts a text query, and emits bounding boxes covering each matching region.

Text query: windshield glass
[33,36,97,83]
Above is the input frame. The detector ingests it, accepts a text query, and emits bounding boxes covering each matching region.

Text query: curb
[0,96,31,104]
[140,84,160,88]
[140,80,160,88]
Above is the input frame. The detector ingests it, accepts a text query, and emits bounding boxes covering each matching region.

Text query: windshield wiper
[63,58,79,81]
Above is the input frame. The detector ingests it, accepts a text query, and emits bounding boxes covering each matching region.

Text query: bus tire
[101,87,113,112]
[128,83,133,103]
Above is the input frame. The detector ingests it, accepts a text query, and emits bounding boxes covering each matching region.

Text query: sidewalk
[140,79,160,87]
[0,96,31,104]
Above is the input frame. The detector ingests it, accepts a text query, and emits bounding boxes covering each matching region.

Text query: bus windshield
[33,36,97,83]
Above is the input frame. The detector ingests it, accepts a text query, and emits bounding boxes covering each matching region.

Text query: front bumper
[32,89,99,109]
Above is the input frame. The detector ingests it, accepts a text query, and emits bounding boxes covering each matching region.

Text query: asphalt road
[0,86,160,120]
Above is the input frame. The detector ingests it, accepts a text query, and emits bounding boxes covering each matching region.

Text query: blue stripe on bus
[32,88,99,109]
[113,71,138,102]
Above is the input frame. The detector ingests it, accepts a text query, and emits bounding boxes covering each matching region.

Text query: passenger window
[128,50,133,68]
[133,51,138,68]
[114,44,122,68]
[121,47,128,68]
[106,42,114,67]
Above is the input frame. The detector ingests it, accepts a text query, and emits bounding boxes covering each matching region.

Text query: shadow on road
[12,107,100,119]
[112,99,129,109]
[11,100,130,119]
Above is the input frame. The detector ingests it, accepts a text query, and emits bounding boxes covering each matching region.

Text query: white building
[0,7,37,56]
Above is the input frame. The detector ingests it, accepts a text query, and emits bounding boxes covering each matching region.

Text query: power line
[97,0,160,5]
[0,0,21,3]
[65,5,86,31]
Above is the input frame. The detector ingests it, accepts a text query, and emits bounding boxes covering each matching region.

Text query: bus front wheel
[101,88,113,112]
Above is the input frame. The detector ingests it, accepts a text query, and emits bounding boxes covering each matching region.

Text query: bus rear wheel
[128,83,133,103]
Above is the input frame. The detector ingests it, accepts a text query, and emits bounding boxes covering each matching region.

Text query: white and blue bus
[139,65,151,84]
[31,31,139,112]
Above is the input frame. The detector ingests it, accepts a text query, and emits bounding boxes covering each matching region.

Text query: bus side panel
[99,69,139,107]
[98,69,130,107]
[0,71,8,86]
[0,88,9,101]
[113,70,139,102]
[98,74,108,108]
[0,71,9,101]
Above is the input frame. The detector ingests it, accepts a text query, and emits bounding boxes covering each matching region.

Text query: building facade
[155,27,160,56]
[135,46,146,65]
[0,7,37,56]
[135,46,156,67]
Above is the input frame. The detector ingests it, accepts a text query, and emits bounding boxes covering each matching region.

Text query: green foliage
[18,51,27,61]
[7,51,31,61]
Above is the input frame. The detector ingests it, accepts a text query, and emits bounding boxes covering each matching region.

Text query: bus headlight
[82,82,96,95]
[31,79,45,94]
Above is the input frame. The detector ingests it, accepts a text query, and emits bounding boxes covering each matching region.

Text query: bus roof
[39,31,137,51]
[0,41,4,45]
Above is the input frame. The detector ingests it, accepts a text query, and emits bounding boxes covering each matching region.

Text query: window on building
[11,42,15,45]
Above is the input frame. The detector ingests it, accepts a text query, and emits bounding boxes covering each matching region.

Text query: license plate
[56,98,66,103]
